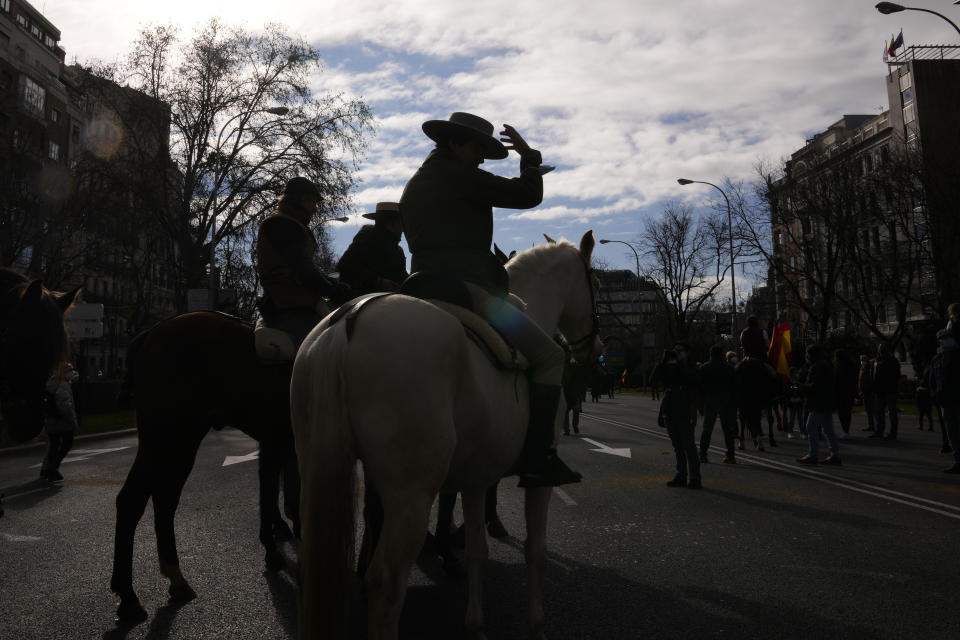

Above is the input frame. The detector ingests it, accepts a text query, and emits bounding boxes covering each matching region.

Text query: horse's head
[1,275,79,441]
[556,230,604,365]
[512,231,604,366]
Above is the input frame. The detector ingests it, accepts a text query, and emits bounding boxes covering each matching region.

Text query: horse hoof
[265,549,285,571]
[168,582,197,603]
[115,598,149,627]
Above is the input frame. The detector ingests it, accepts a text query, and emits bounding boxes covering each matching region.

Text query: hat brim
[422,121,508,160]
[362,211,401,220]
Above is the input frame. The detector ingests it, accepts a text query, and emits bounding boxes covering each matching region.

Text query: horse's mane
[506,240,579,280]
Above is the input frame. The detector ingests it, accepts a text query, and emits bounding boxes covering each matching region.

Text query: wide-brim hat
[362,202,401,220]
[283,176,320,198]
[422,112,508,160]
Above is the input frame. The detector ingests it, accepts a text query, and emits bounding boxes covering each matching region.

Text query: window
[47,140,60,160]
[903,102,916,125]
[899,70,911,92]
[1,0,11,12]
[71,124,80,145]
[44,35,55,48]
[12,128,24,151]
[30,24,40,39]
[16,13,25,27]
[50,108,59,123]
[18,74,45,117]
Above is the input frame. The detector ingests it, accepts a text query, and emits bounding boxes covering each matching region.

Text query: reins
[560,260,600,364]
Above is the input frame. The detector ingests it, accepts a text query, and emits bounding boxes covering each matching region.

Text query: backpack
[43,388,61,419]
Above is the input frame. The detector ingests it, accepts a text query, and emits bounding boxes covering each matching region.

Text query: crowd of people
[649,307,960,488]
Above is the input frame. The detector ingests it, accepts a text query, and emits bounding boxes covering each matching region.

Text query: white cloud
[43,0,954,272]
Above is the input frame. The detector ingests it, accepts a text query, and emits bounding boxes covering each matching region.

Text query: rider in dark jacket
[400,112,578,487]
[256,177,350,347]
[337,202,408,294]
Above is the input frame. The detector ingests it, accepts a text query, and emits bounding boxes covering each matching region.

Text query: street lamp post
[875,2,960,38]
[677,177,738,337]
[598,239,641,302]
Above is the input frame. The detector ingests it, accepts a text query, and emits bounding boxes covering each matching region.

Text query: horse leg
[524,486,552,640]
[434,491,464,576]
[153,442,201,603]
[281,445,301,539]
[461,488,490,640]
[257,443,285,570]
[111,451,153,626]
[358,483,384,580]
[366,493,434,640]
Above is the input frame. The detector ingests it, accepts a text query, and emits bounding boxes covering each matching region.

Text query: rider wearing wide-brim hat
[337,202,408,295]
[400,112,580,488]
[256,177,351,347]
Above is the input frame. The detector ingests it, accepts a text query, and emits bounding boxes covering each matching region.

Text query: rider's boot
[517,384,582,488]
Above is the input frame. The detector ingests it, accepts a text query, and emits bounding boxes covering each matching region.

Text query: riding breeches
[465,283,565,386]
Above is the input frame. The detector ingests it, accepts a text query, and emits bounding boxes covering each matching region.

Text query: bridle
[559,260,600,364]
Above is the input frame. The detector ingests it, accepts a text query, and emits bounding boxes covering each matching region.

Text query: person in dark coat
[734,353,777,452]
[739,315,768,360]
[871,343,902,440]
[833,349,858,437]
[654,348,701,488]
[858,354,877,432]
[698,345,738,464]
[337,202,408,294]
[930,327,960,473]
[400,112,578,488]
[797,344,841,464]
[256,176,350,348]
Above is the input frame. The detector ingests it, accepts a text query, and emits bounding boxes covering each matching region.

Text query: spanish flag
[767,320,791,382]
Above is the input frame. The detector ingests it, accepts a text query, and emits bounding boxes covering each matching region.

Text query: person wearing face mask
[400,112,579,488]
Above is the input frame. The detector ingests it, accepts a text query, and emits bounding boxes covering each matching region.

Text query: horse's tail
[291,324,356,639]
[117,328,151,408]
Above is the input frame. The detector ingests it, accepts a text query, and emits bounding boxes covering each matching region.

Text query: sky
[41,0,960,295]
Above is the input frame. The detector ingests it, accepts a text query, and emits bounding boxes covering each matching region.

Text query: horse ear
[579,230,595,263]
[55,287,82,313]
[23,280,44,304]
[543,234,556,244]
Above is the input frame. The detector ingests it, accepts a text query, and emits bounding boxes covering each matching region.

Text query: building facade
[768,45,959,355]
[1,1,179,379]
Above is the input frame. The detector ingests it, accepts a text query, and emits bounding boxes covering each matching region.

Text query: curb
[0,428,137,458]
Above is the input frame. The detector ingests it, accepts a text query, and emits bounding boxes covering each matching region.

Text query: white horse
[291,230,602,639]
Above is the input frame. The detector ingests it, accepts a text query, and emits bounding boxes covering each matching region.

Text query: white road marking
[1,533,42,542]
[583,412,960,521]
[553,487,577,506]
[223,451,259,466]
[27,446,131,469]
[580,437,632,458]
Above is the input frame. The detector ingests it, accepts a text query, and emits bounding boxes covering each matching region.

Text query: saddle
[399,272,528,371]
[254,317,297,363]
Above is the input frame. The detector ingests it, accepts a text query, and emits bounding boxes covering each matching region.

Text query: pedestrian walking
[858,354,877,432]
[833,349,858,438]
[930,327,960,473]
[656,347,701,488]
[697,345,738,464]
[871,344,901,441]
[40,361,80,482]
[797,345,841,465]
[915,365,935,431]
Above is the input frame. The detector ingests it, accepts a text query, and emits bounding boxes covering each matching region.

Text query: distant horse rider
[337,202,408,294]
[400,112,580,487]
[255,176,351,348]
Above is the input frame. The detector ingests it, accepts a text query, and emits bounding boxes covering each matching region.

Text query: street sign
[64,303,104,339]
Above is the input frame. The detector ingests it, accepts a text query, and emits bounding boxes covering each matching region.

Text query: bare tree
[82,19,374,297]
[638,201,728,340]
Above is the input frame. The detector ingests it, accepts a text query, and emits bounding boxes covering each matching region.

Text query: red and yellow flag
[767,320,791,381]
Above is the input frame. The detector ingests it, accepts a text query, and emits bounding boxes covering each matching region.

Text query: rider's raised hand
[499,124,532,155]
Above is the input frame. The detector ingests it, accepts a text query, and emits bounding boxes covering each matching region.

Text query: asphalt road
[1,393,958,639]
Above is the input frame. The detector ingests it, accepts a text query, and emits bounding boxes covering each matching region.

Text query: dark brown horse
[0,268,79,438]
[0,267,79,517]
[110,311,300,626]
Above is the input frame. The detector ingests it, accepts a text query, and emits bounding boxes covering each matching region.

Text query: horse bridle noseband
[559,261,600,364]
